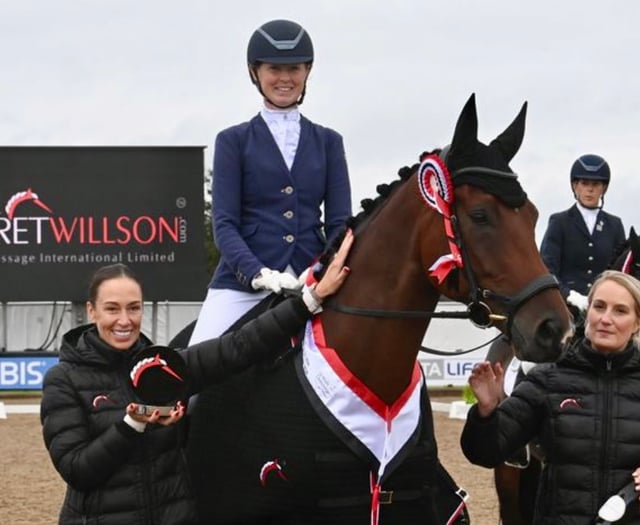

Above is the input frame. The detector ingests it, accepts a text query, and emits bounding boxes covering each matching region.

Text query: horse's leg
[494,464,527,525]
[517,457,540,525]
[487,335,538,525]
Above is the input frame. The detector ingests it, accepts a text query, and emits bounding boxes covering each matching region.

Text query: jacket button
[588,242,594,247]
[282,186,294,195]
[284,234,295,243]
[588,256,594,261]
[283,210,294,219]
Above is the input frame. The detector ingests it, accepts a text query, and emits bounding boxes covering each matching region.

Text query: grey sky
[2,0,639,241]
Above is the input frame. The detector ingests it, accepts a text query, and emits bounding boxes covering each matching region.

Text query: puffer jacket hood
[558,337,640,372]
[59,323,152,367]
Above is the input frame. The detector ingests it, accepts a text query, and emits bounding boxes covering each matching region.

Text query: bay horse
[185,94,572,524]
[488,226,640,525]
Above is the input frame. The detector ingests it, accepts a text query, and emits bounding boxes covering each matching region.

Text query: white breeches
[188,288,271,345]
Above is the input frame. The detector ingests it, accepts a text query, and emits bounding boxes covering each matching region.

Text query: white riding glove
[567,290,589,312]
[251,268,301,294]
[297,267,311,287]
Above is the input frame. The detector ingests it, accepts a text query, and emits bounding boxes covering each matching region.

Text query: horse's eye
[469,209,489,225]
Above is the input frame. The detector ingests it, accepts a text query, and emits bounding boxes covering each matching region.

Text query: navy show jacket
[540,204,625,297]
[209,114,352,291]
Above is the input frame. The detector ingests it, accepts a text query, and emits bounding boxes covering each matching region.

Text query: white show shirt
[260,105,301,170]
[576,201,599,235]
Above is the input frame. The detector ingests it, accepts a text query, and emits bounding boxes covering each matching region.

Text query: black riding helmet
[570,154,611,184]
[570,153,611,207]
[247,19,314,108]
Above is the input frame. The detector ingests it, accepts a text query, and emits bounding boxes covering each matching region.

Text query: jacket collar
[561,337,640,371]
[568,204,593,238]
[60,323,151,366]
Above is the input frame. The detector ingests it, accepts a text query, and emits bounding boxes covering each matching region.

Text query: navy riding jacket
[209,114,352,291]
[540,204,625,297]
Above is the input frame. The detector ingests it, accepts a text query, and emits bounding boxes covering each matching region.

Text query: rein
[321,298,504,356]
[419,332,503,356]
[324,299,492,321]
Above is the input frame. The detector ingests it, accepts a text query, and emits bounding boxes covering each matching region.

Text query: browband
[452,166,518,180]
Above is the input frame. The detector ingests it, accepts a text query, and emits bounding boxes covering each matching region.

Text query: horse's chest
[188,353,440,524]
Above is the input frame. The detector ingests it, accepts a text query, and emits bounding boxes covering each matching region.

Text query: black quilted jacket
[41,297,310,525]
[461,339,640,525]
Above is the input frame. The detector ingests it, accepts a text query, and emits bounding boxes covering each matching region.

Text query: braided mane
[314,155,426,271]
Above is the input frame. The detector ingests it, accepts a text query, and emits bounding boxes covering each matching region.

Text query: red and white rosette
[417,154,463,283]
[417,154,454,214]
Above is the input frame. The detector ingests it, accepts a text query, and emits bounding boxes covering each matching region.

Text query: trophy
[129,345,188,416]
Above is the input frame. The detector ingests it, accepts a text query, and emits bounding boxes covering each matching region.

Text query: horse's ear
[490,101,527,163]
[630,227,640,257]
[449,93,478,160]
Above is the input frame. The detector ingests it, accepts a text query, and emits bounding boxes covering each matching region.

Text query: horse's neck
[321,304,437,405]
[320,188,444,404]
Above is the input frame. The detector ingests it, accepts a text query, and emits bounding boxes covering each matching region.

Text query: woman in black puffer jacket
[41,232,353,525]
[462,270,640,525]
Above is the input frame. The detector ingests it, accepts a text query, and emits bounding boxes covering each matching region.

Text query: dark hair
[87,263,142,304]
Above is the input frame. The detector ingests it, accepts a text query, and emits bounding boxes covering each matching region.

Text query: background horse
[185,94,572,524]
[488,226,640,525]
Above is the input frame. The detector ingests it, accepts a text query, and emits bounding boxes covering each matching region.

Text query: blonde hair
[587,270,640,347]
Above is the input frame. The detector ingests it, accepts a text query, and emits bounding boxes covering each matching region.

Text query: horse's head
[611,226,640,279]
[429,94,572,362]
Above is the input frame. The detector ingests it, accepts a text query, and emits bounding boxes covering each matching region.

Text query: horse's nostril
[534,318,562,350]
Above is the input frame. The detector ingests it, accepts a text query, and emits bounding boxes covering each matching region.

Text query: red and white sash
[301,317,424,525]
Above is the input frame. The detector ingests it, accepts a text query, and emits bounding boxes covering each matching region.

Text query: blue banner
[0,353,59,390]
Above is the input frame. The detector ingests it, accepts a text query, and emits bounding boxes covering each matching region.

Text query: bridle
[324,165,560,343]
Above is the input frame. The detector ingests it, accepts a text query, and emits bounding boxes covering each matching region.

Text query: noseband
[325,165,560,338]
[452,209,559,333]
[449,166,560,333]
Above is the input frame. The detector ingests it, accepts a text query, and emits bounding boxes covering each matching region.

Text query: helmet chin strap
[574,192,606,210]
[573,182,608,210]
[250,67,308,109]
[262,86,307,109]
